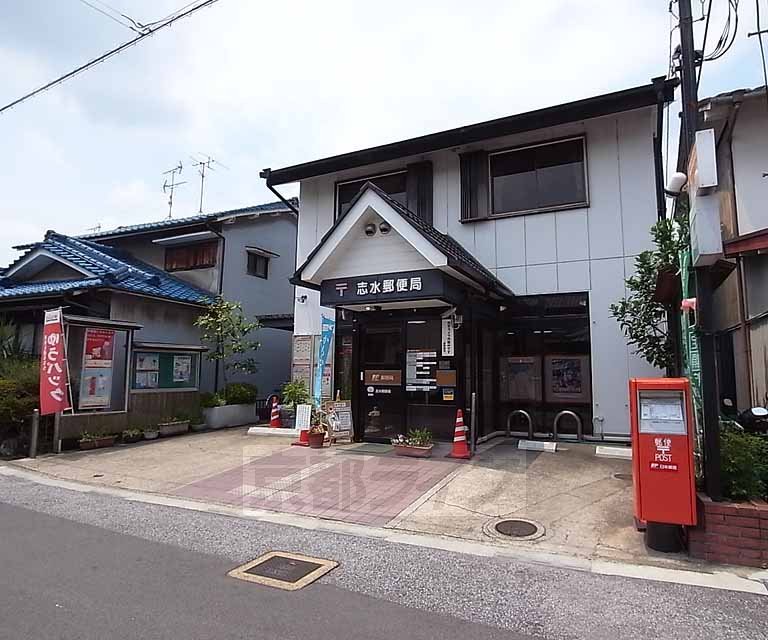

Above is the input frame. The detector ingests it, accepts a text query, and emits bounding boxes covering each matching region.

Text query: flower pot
[202,404,256,429]
[158,420,190,437]
[79,436,115,450]
[308,432,325,449]
[393,444,433,458]
[121,432,142,444]
[190,423,207,433]
[279,408,296,429]
[143,430,159,440]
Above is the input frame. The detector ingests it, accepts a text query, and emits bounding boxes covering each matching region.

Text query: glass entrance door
[358,323,405,441]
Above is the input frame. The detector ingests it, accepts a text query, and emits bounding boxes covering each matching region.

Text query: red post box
[629,378,697,527]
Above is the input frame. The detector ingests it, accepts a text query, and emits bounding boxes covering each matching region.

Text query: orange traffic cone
[446,409,471,459]
[269,396,281,428]
[291,427,310,447]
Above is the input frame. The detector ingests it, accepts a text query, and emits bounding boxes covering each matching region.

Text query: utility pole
[162,162,186,219]
[677,0,722,500]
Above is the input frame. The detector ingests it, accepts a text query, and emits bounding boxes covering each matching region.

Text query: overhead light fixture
[379,221,391,235]
[364,223,377,237]
[408,320,426,324]
[365,306,373,311]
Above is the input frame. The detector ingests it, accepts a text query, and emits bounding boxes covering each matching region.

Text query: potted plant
[201,384,258,429]
[121,427,143,444]
[143,425,160,440]
[157,414,190,437]
[190,413,207,432]
[307,405,330,448]
[280,379,310,428]
[392,428,433,458]
[79,431,116,450]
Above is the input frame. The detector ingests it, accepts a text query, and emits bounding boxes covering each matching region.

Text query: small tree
[194,297,260,392]
[610,212,689,371]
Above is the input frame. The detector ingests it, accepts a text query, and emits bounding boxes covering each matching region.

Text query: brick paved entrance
[173,446,457,526]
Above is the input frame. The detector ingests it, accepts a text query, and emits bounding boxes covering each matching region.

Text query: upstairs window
[489,137,587,217]
[165,242,217,272]
[336,171,408,218]
[247,253,269,279]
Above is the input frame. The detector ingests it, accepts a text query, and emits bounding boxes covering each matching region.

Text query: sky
[1,0,766,266]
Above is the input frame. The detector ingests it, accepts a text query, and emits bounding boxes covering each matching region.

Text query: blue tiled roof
[76,199,297,241]
[0,232,214,305]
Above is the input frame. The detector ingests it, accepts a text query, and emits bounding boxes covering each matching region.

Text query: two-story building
[699,87,768,411]
[264,77,677,443]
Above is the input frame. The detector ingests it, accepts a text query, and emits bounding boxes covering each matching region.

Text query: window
[247,252,269,279]
[336,171,408,218]
[489,138,587,216]
[165,242,217,271]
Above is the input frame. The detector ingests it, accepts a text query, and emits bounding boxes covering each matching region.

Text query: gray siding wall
[220,213,297,398]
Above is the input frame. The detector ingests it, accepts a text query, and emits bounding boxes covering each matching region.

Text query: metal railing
[506,409,533,439]
[553,410,582,441]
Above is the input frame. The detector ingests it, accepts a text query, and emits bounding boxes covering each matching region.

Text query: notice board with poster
[405,350,438,391]
[329,400,353,441]
[79,328,115,409]
[544,355,591,404]
[132,351,199,390]
[499,356,542,403]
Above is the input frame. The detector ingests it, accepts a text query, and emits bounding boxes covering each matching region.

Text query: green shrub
[224,383,258,405]
[720,429,768,501]
[0,357,38,429]
[200,392,225,409]
[281,379,310,408]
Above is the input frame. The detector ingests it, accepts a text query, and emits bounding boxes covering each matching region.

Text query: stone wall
[688,493,768,568]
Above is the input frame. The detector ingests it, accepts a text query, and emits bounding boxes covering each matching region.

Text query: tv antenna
[162,161,186,219]
[190,154,228,213]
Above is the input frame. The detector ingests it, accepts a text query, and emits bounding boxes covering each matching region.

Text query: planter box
[158,420,190,437]
[79,436,115,450]
[203,404,256,429]
[393,444,433,458]
[190,423,207,433]
[688,493,768,568]
[279,409,295,429]
[121,432,143,444]
[143,430,159,440]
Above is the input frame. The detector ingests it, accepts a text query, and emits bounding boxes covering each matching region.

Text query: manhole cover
[495,519,540,538]
[228,552,337,591]
[614,473,633,481]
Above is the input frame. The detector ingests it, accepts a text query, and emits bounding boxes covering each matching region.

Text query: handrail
[506,409,533,439]
[553,410,582,441]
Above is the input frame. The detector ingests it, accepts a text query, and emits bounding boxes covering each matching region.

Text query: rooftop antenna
[85,223,102,234]
[162,161,186,219]
[191,154,228,213]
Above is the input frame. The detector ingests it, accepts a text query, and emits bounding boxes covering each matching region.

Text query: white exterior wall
[732,98,768,235]
[294,106,662,437]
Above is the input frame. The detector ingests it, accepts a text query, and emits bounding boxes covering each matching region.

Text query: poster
[79,367,113,408]
[39,308,71,415]
[441,316,455,356]
[82,328,115,368]
[173,355,192,383]
[136,352,159,371]
[499,356,541,402]
[544,355,591,404]
[135,371,159,389]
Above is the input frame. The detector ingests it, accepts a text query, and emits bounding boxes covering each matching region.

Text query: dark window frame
[164,241,218,272]
[334,169,408,220]
[487,135,589,219]
[247,252,270,279]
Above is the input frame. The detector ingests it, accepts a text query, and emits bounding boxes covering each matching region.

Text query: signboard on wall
[39,309,71,415]
[320,269,454,306]
[405,350,437,391]
[499,356,542,402]
[544,355,591,404]
[441,316,455,356]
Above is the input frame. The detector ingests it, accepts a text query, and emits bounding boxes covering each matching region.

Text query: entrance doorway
[352,310,460,442]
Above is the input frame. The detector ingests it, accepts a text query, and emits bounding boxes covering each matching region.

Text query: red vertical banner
[40,309,71,415]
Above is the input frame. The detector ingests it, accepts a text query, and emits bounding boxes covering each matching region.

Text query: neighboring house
[264,77,677,442]
[78,199,298,397]
[0,200,297,441]
[698,87,768,410]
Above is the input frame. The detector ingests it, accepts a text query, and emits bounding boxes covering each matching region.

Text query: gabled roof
[265,77,677,185]
[67,199,298,243]
[0,232,213,305]
[293,182,512,298]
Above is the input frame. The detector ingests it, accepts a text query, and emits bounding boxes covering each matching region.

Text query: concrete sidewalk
[8,428,681,568]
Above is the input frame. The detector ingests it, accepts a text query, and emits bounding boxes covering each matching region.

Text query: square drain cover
[228,552,337,591]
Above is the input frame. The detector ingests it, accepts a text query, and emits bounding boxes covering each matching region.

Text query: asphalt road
[0,472,766,640]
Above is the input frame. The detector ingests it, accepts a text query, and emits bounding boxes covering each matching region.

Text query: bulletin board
[132,351,199,390]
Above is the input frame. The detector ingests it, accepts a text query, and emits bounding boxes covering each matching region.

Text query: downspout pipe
[260,168,300,215]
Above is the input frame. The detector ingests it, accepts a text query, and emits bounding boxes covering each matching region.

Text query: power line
[0,0,222,116]
[74,0,142,33]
